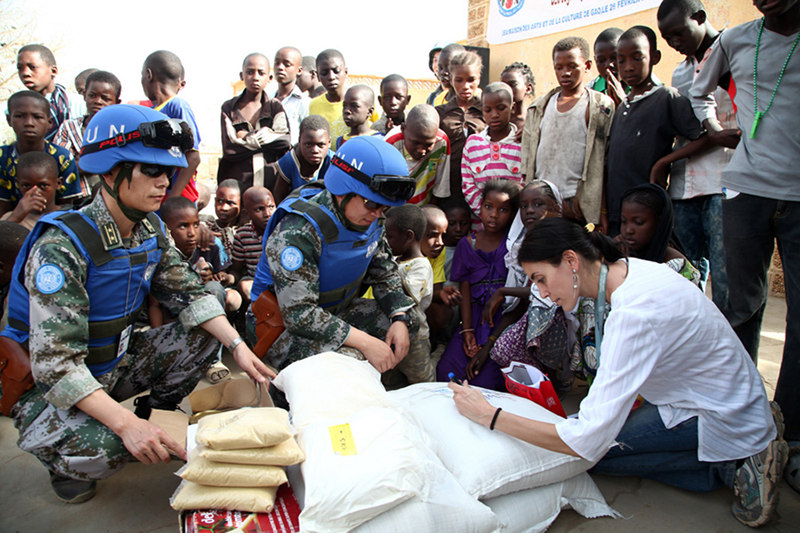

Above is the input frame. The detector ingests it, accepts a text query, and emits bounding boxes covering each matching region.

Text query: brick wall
[467,0,490,47]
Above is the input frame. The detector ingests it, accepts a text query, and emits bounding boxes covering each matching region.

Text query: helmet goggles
[80,118,194,157]
[330,155,415,204]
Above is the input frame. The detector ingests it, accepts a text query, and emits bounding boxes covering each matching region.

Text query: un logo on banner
[498,0,524,17]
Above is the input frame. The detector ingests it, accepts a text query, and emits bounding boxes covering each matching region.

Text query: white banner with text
[487,0,661,44]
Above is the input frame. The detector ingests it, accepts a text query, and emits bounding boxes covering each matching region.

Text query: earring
[572,268,578,292]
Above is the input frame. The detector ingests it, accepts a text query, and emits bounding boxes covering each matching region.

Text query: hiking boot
[732,439,789,527]
[49,471,96,504]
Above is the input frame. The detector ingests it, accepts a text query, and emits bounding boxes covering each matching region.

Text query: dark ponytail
[518,217,625,265]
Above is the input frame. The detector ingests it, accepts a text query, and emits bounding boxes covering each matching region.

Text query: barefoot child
[384,104,451,204]
[462,82,523,228]
[436,179,519,390]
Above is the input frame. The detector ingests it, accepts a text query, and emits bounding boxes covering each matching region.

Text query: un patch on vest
[35,263,65,294]
[280,246,303,271]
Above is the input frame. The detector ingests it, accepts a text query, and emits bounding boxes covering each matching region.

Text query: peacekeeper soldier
[250,135,422,377]
[0,104,275,504]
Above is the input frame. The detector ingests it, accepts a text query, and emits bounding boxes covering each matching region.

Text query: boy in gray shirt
[690,0,800,494]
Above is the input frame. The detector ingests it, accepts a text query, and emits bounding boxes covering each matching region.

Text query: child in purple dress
[436,179,519,390]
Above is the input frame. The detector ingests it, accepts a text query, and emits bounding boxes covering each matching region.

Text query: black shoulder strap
[145,212,169,250]
[56,212,115,266]
[288,200,339,243]
[283,181,339,243]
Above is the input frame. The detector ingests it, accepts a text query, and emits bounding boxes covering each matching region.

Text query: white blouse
[556,258,774,463]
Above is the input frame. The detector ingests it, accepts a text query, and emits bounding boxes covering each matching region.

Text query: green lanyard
[593,263,609,368]
[751,17,800,139]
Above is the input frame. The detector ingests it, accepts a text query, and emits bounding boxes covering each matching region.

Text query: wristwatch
[390,313,410,327]
[228,336,246,351]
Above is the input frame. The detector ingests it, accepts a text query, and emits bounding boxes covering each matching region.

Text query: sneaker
[732,439,789,527]
[49,471,96,504]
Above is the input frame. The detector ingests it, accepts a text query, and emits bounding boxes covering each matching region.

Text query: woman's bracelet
[489,407,503,430]
[461,328,475,334]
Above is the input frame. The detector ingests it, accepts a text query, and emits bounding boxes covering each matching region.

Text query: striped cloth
[53,116,85,160]
[232,222,264,278]
[46,84,71,142]
[385,127,451,204]
[461,124,523,219]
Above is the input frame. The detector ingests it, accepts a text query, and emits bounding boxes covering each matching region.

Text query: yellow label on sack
[328,423,357,456]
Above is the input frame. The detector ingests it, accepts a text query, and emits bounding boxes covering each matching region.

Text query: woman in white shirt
[450,217,786,528]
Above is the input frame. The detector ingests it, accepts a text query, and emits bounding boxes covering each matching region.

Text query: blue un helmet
[79,104,193,222]
[325,136,415,207]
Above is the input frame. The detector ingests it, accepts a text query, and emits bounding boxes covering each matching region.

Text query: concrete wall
[470,0,759,98]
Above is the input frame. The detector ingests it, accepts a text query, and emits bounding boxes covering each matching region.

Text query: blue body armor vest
[2,210,168,376]
[250,183,383,315]
[277,148,334,192]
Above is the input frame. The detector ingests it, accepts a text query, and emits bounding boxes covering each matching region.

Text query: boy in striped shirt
[231,187,276,302]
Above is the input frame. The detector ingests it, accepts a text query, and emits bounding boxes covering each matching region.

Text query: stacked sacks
[273,352,501,533]
[170,407,305,513]
[275,353,618,533]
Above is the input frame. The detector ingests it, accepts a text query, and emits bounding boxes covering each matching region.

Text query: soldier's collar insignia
[141,217,156,235]
[101,222,121,250]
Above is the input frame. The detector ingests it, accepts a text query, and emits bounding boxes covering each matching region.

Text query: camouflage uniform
[11,193,223,480]
[264,190,419,371]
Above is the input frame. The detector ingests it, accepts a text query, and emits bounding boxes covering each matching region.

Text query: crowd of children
[1,0,799,522]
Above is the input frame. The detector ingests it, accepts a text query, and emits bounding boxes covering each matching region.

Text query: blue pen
[448,372,463,384]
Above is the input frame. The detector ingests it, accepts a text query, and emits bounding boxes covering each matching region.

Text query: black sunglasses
[139,163,176,178]
[362,197,388,212]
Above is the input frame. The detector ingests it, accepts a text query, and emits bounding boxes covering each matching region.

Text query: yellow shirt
[429,252,446,284]
[309,92,380,141]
